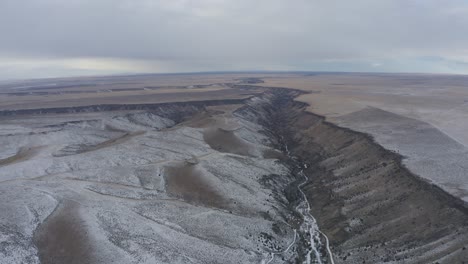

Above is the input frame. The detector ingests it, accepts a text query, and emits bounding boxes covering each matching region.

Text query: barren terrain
[0,76,329,263]
[259,73,468,204]
[0,74,268,110]
[1,73,467,263]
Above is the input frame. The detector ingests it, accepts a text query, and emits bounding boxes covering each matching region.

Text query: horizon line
[1,70,466,83]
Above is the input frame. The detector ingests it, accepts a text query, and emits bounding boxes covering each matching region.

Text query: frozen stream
[289,138,334,264]
[261,140,334,264]
[297,167,334,264]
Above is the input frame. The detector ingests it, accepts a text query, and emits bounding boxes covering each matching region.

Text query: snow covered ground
[0,105,297,264]
[261,73,468,205]
[334,107,468,203]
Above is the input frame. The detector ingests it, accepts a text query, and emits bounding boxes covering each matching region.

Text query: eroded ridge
[1,84,467,264]
[247,89,468,263]
[0,93,309,263]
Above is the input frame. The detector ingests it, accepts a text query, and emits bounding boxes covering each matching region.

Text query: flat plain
[0,74,268,110]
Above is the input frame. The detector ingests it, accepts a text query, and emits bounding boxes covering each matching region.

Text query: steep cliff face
[241,89,468,263]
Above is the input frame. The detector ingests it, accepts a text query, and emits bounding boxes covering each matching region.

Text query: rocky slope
[244,89,468,263]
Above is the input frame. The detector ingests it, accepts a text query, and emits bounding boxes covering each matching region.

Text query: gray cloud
[1,0,468,79]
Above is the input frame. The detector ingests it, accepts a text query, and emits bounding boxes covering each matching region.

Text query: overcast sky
[1,0,468,80]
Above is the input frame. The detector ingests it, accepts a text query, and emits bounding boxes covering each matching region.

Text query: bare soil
[0,146,41,166]
[262,148,285,160]
[54,131,145,157]
[203,128,253,156]
[79,131,145,153]
[33,201,95,264]
[164,162,226,208]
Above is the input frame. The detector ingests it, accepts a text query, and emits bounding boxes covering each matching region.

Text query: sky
[1,0,468,80]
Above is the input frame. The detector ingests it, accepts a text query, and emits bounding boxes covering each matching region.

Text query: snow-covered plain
[334,107,468,203]
[260,73,468,205]
[0,106,297,264]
